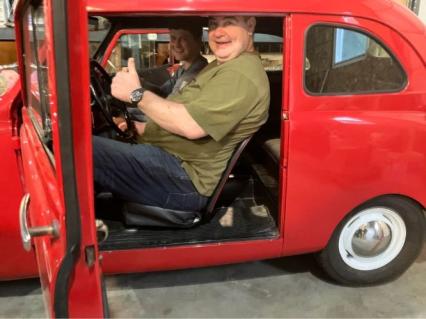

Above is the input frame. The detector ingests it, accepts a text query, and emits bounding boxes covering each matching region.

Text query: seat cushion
[123,202,202,228]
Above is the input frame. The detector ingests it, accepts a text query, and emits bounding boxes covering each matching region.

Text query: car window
[305,25,406,95]
[254,33,283,71]
[22,3,53,149]
[106,30,283,74]
[88,16,110,57]
[105,32,170,74]
[0,0,14,26]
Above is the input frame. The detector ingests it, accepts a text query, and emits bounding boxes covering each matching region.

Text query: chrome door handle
[19,193,60,251]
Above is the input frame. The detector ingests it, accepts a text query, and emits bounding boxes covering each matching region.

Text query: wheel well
[322,194,426,249]
[342,194,426,234]
[359,194,425,215]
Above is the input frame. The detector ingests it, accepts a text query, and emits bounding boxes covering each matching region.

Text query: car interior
[91,16,284,250]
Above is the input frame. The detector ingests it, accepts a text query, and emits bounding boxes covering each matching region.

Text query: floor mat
[98,180,278,250]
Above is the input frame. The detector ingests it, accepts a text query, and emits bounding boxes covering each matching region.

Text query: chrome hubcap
[338,207,406,271]
[352,221,392,257]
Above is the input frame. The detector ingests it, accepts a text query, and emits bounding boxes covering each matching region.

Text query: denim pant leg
[93,136,208,211]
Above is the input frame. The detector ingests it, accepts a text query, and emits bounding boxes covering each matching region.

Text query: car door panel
[15,0,106,316]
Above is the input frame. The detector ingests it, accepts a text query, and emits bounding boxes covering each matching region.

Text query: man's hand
[113,117,146,136]
[112,116,128,131]
[111,58,142,103]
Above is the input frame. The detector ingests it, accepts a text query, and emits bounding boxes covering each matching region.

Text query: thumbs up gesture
[111,58,142,103]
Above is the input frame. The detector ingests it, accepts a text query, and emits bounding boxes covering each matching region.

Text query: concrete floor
[1,247,425,318]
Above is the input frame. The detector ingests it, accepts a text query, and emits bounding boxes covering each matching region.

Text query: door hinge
[85,245,96,268]
[282,111,289,120]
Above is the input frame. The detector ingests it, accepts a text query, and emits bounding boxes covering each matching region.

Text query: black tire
[317,196,425,286]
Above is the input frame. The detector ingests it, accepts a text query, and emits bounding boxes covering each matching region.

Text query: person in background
[126,19,208,123]
[144,19,208,97]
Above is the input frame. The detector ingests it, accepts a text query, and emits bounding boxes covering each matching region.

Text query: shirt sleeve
[183,69,260,142]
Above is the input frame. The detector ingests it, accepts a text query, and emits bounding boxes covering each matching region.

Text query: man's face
[169,29,200,63]
[208,16,255,63]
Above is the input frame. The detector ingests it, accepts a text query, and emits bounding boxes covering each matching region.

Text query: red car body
[1,0,425,316]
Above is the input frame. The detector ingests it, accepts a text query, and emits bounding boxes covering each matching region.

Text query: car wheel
[318,197,425,285]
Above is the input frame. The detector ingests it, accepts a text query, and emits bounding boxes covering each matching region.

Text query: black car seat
[122,136,252,228]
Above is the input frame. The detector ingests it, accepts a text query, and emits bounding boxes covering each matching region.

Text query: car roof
[86,0,426,66]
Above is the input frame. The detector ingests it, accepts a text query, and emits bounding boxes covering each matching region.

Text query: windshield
[88,16,110,57]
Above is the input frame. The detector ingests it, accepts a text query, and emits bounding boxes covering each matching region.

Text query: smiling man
[93,16,270,219]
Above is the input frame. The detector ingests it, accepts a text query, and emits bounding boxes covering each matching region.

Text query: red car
[1,0,425,316]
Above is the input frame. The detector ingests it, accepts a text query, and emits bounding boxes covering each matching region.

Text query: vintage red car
[0,0,425,317]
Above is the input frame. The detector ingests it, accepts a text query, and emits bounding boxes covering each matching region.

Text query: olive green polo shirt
[139,52,270,196]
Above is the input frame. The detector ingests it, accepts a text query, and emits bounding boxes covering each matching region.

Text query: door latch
[19,193,60,251]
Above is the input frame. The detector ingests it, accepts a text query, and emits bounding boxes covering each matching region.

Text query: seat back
[203,136,252,222]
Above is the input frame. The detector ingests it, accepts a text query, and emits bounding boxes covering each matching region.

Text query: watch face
[130,89,143,103]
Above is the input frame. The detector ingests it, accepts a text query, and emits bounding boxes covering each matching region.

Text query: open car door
[15,0,106,317]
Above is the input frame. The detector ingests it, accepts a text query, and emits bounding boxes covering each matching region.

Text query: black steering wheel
[90,60,136,142]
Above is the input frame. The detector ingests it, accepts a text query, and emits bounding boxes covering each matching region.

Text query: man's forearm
[111,58,205,139]
[138,91,206,140]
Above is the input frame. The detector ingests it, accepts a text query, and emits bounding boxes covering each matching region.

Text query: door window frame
[21,2,55,155]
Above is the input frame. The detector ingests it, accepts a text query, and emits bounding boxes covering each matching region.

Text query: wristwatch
[129,87,145,106]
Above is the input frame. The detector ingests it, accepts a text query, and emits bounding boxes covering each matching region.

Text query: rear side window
[304,25,406,95]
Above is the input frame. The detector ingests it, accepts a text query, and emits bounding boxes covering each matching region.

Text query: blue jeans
[93,136,208,211]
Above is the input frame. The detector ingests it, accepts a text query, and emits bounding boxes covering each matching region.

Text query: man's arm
[111,58,206,140]
[138,91,206,139]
